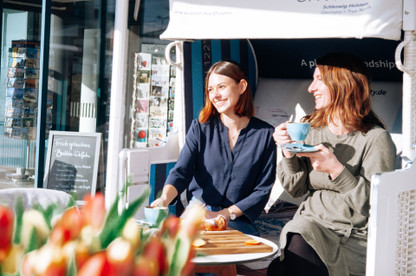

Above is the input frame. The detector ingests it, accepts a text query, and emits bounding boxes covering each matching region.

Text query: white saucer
[281,143,318,153]
[136,219,154,227]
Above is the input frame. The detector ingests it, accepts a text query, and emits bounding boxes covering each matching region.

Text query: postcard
[136,99,149,113]
[149,117,167,129]
[150,85,163,97]
[151,75,169,87]
[8,57,25,68]
[168,98,174,110]
[8,78,25,89]
[5,117,22,127]
[8,68,25,78]
[138,71,150,84]
[134,128,148,147]
[136,83,150,98]
[168,110,174,121]
[25,58,39,68]
[7,88,24,98]
[137,53,152,71]
[151,65,170,77]
[149,97,168,117]
[135,113,148,128]
[23,88,38,101]
[6,107,23,118]
[24,78,38,89]
[6,97,23,108]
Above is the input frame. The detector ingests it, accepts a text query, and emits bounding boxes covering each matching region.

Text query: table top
[193,233,279,265]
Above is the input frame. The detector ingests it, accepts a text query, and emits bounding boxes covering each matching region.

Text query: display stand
[4,40,50,182]
[131,44,176,148]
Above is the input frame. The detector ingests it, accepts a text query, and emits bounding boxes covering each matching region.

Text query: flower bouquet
[0,188,206,276]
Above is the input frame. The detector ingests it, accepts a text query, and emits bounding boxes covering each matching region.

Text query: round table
[192,235,279,275]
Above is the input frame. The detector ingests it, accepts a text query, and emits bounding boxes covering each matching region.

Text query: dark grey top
[278,126,396,275]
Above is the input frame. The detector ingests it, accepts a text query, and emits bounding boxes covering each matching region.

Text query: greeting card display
[4,40,43,139]
[131,45,176,148]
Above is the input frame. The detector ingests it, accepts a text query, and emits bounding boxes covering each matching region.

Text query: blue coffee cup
[144,206,168,225]
[286,122,310,142]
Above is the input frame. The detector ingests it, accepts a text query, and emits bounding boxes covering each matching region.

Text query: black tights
[267,233,329,276]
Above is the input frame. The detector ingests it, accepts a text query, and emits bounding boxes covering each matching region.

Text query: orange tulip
[142,238,168,275]
[132,256,159,276]
[82,193,106,231]
[50,206,83,245]
[77,251,109,276]
[161,215,180,238]
[106,237,134,276]
[181,247,196,276]
[21,244,67,276]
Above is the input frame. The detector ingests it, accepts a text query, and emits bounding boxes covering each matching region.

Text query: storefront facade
[0,0,172,199]
[0,0,409,212]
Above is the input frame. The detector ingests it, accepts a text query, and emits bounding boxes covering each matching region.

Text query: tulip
[21,209,50,250]
[142,237,168,275]
[132,256,159,276]
[82,193,106,232]
[21,244,67,276]
[1,244,24,275]
[77,251,109,276]
[62,240,90,270]
[122,218,141,249]
[50,206,83,246]
[181,247,196,276]
[0,205,14,262]
[161,215,180,238]
[106,237,134,276]
[20,250,37,276]
[169,204,206,276]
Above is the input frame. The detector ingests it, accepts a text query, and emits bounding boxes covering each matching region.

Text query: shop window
[0,1,114,190]
[127,0,173,148]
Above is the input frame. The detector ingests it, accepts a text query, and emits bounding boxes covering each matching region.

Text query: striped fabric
[149,39,257,215]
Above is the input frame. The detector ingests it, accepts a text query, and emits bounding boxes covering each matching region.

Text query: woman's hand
[297,144,344,179]
[150,196,169,207]
[273,121,294,158]
[205,209,229,220]
[149,184,178,207]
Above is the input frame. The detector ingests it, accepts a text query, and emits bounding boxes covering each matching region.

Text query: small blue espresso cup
[144,206,169,225]
[286,122,310,142]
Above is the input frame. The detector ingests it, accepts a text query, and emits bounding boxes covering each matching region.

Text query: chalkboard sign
[44,131,102,201]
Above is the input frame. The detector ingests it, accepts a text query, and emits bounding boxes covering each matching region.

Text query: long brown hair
[306,52,385,132]
[199,61,254,123]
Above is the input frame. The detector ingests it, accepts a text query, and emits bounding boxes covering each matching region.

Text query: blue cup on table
[144,206,169,226]
[286,122,310,143]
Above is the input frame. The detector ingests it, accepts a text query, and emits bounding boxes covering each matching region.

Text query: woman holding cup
[151,60,277,236]
[268,53,396,276]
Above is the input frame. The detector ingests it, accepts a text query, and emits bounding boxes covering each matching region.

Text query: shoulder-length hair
[198,60,254,123]
[306,52,385,132]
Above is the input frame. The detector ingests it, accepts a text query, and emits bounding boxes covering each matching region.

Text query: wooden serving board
[195,229,273,255]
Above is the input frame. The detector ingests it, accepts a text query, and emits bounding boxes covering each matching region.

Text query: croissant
[202,215,228,231]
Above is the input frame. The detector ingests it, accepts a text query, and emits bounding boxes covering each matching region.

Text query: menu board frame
[43,131,102,201]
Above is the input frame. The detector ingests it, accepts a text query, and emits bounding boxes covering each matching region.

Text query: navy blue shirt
[166,116,277,222]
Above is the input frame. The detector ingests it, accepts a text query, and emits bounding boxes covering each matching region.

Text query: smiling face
[207,73,246,115]
[308,67,332,111]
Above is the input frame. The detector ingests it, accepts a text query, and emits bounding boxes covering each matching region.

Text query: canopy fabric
[160,0,402,41]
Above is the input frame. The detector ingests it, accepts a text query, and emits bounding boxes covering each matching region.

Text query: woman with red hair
[268,53,396,276]
[151,61,276,235]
